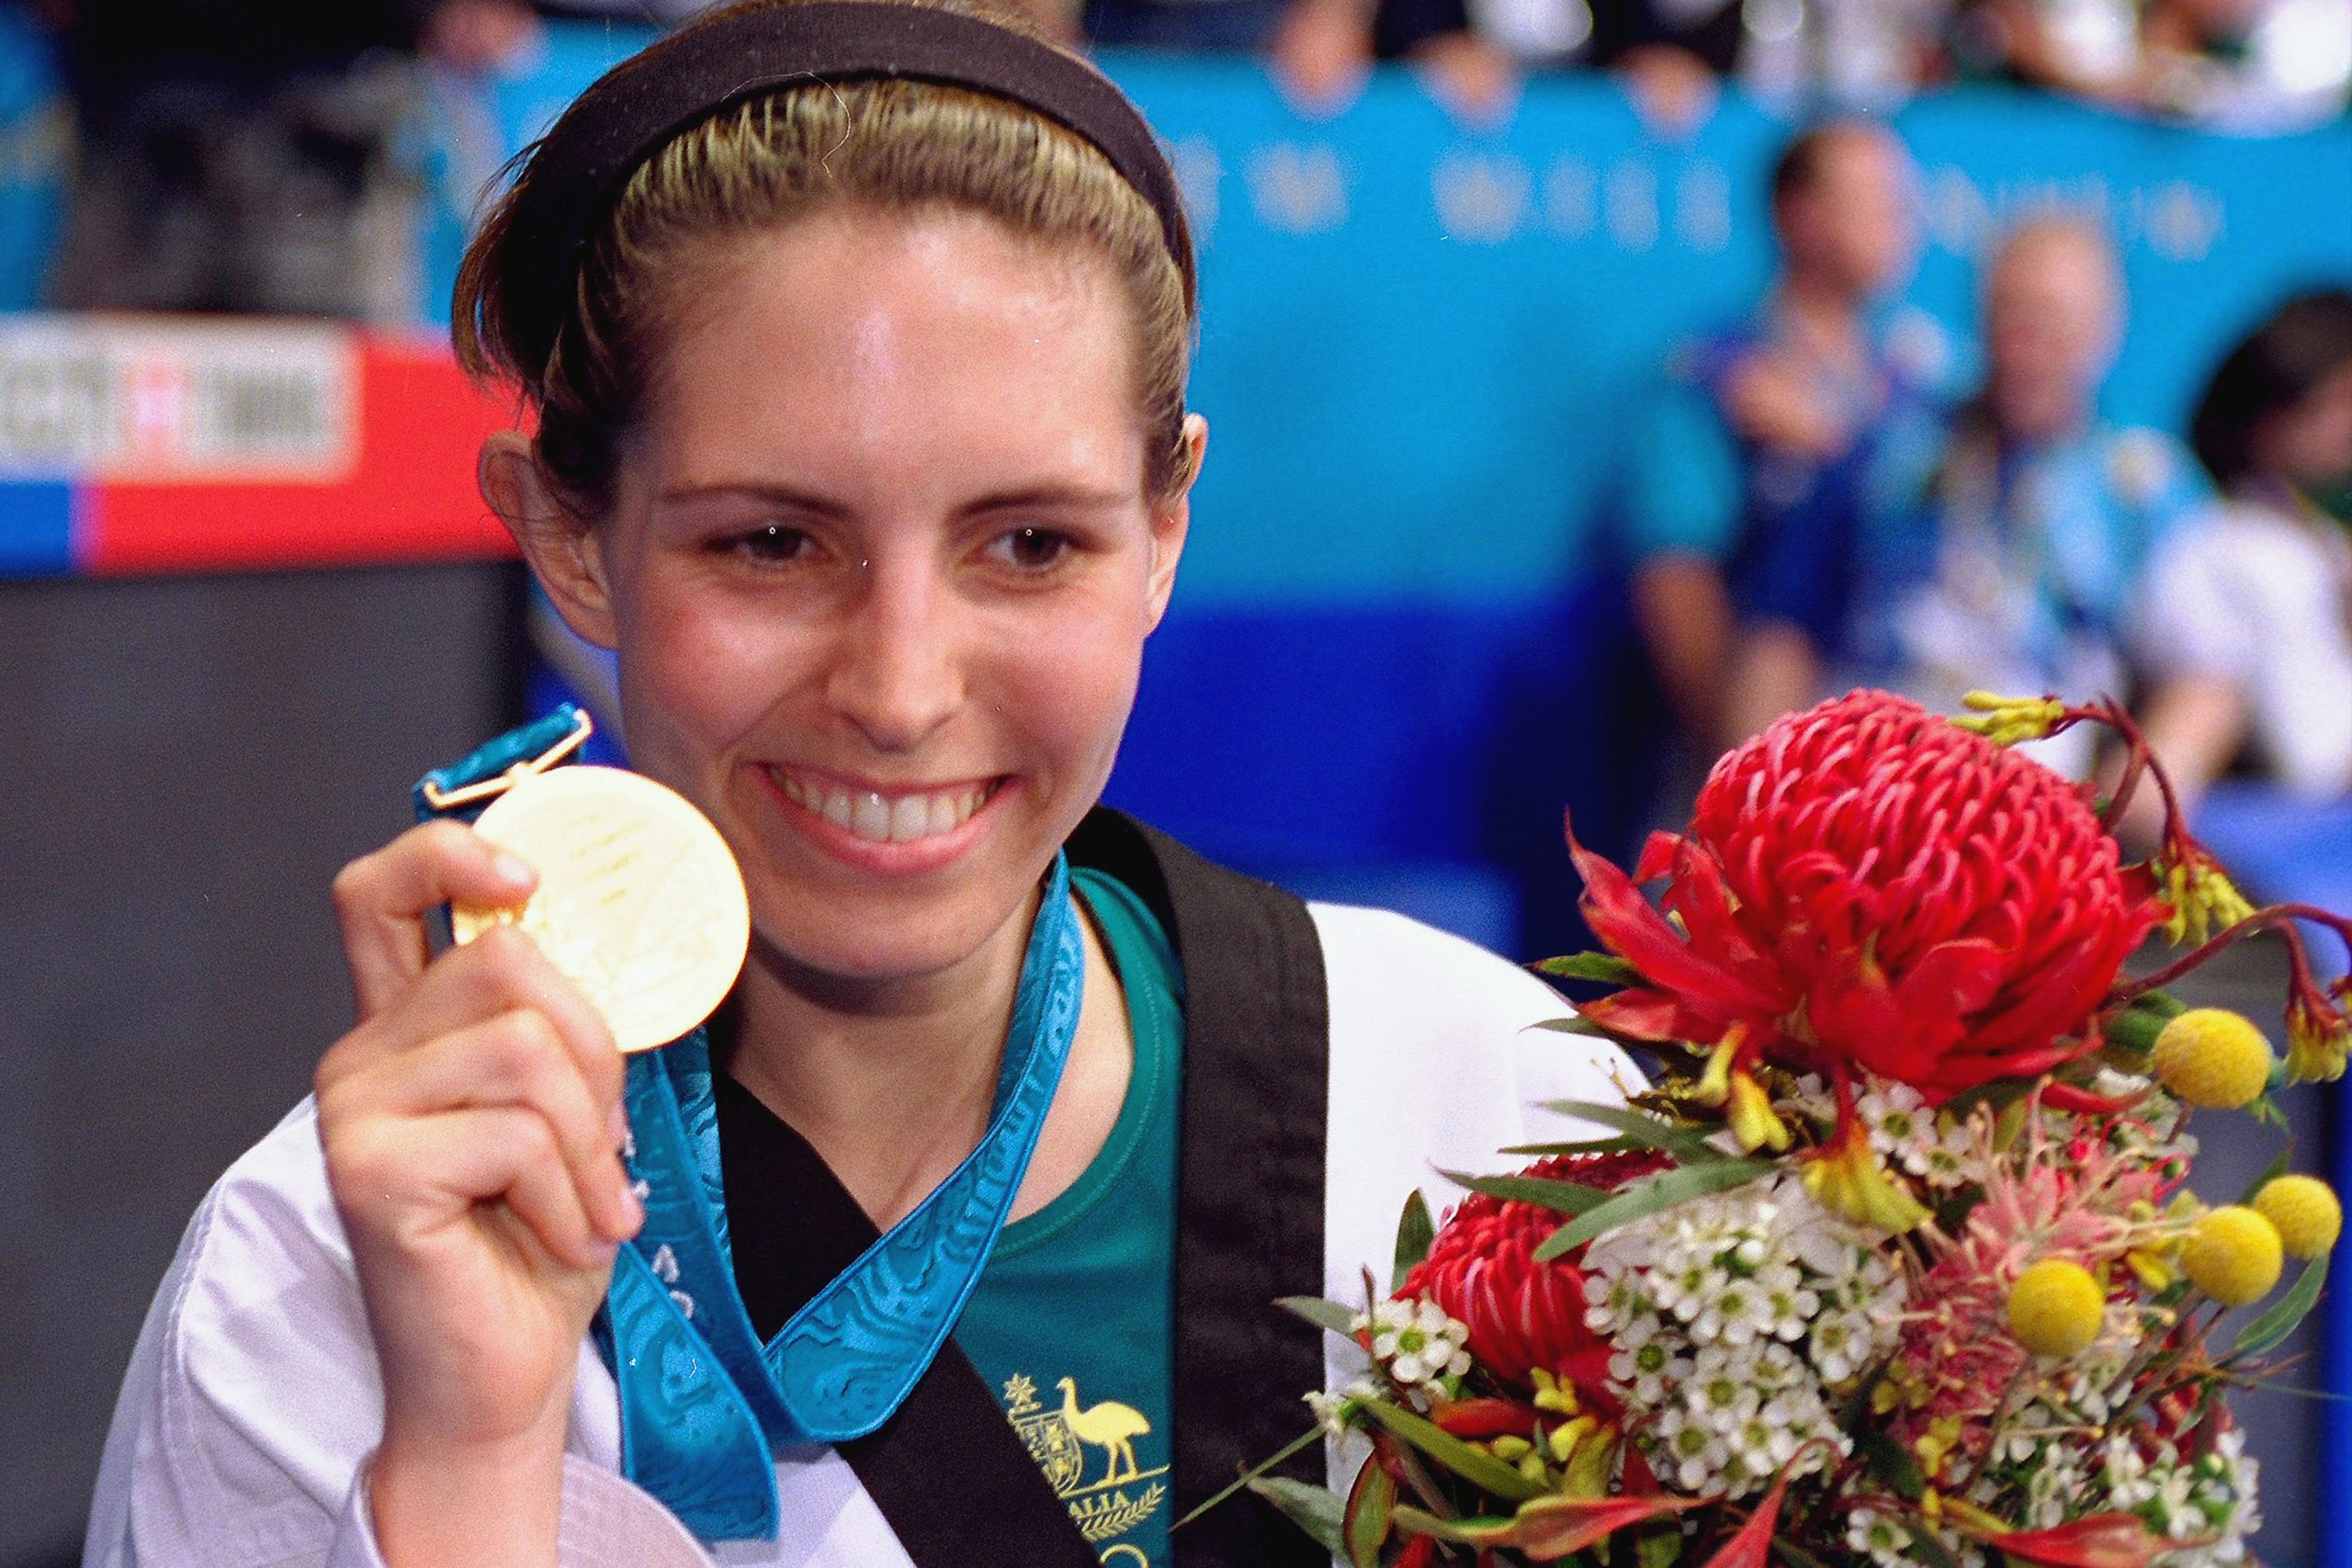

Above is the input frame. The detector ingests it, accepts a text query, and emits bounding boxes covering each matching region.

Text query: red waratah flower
[1572,690,2164,1104]
[1403,1151,1670,1403]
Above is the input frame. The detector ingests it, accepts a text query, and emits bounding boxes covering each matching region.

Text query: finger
[496,1117,630,1275]
[355,1105,621,1274]
[396,929,628,1122]
[349,1008,639,1244]
[334,820,539,1021]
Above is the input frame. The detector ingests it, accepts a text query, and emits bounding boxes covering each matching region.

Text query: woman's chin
[747,916,1012,992]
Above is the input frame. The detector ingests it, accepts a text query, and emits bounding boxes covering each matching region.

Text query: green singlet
[954,865,1184,1568]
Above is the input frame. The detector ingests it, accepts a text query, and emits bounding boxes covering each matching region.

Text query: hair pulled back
[2190,288,2352,491]
[452,0,1196,517]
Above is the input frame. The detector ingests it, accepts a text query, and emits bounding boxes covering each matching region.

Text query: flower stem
[2116,904,2352,1001]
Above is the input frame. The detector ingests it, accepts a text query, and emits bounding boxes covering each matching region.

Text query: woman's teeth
[775,772,991,843]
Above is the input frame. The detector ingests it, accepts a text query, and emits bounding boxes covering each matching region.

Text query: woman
[2132,289,2352,817]
[83,4,1634,1565]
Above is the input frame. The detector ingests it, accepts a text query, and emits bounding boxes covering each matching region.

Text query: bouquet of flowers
[1239,690,2350,1568]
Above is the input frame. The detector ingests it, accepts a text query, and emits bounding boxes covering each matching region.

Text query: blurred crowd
[16,0,2352,316]
[1625,118,2352,837]
[14,1,2352,832]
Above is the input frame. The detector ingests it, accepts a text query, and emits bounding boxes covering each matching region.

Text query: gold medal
[453,765,751,1053]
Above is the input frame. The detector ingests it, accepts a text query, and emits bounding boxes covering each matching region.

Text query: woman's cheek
[624,584,819,789]
[1005,595,1148,787]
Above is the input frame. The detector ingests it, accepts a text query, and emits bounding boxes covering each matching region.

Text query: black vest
[713,809,1332,1568]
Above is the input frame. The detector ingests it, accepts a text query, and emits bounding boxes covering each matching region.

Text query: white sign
[0,316,357,482]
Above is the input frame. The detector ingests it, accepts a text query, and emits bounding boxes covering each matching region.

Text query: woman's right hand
[315,820,643,1566]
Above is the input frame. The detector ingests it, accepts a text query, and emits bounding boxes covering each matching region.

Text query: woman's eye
[732,523,813,563]
[991,526,1073,571]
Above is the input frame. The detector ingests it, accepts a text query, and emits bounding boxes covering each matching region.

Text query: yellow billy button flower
[2150,1009,2275,1110]
[2007,1258,2107,1357]
[2254,1175,2342,1258]
[1952,691,2066,747]
[2182,1205,2285,1306]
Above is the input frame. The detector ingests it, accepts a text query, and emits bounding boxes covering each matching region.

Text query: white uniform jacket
[86,809,1639,1568]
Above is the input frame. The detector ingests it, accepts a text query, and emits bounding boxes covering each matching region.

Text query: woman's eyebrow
[654,479,1136,517]
[959,481,1135,513]
[656,479,853,513]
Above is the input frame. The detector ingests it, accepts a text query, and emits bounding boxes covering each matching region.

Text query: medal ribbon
[415,708,1088,1541]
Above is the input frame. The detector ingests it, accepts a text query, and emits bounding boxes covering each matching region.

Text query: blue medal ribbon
[416,709,1088,1541]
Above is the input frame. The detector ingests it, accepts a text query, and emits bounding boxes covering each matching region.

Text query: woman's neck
[725,890,1038,1229]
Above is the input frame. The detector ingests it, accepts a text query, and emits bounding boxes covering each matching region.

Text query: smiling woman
[82,4,1635,1567]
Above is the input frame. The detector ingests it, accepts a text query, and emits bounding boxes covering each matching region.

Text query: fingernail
[619,1178,645,1233]
[493,851,536,888]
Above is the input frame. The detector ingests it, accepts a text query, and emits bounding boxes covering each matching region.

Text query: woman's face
[508,205,1193,987]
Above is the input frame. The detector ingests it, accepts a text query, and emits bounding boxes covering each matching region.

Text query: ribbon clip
[417,706,596,812]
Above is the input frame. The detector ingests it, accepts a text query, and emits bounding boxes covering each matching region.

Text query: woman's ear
[480,431,619,650]
[1145,413,1207,633]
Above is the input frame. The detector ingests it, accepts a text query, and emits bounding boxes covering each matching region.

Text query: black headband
[497,1,1195,378]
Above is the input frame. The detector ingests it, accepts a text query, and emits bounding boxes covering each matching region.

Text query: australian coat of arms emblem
[1001,1372,1169,1561]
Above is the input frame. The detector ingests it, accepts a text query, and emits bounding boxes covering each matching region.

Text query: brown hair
[452,0,1197,517]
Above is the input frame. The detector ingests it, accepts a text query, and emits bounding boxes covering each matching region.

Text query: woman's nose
[823,562,964,751]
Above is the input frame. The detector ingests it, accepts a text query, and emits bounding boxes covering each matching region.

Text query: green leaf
[1393,1190,1436,1294]
[2239,1148,2293,1207]
[1437,1169,1614,1216]
[1499,1135,1656,1159]
[1390,1495,1708,1555]
[1344,1450,1396,1568]
[1905,1523,1962,1568]
[1357,1400,1548,1504]
[1537,1100,1726,1164]
[1277,1296,1362,1338]
[1535,952,1644,986]
[1244,1476,1347,1555]
[1530,1015,1616,1037]
[1533,1158,1777,1259]
[1176,1426,1326,1530]
[1388,1507,1521,1547]
[1856,1429,1925,1502]
[1941,1076,2039,1126]
[1775,1535,1838,1568]
[2100,992,2185,1066]
[1639,1528,1687,1568]
[2234,1252,2330,1358]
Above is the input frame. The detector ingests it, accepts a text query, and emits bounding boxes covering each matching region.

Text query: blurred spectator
[1794,217,2208,778]
[1622,119,1940,754]
[1736,0,1951,105]
[2132,290,2352,819]
[1370,0,1954,127]
[41,0,537,320]
[1949,0,2352,131]
[1367,0,1745,129]
[1070,0,1383,113]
